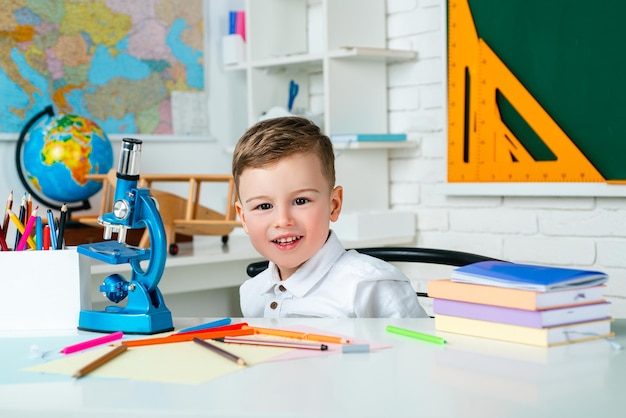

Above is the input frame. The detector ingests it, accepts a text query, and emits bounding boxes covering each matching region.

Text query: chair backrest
[246,246,501,297]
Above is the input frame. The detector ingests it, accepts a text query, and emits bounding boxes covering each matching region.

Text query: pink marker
[236,10,246,41]
[61,331,124,355]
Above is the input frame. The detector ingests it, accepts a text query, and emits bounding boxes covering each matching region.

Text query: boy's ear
[329,186,343,222]
[235,201,249,234]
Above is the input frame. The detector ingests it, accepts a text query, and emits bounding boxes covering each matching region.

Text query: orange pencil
[243,326,351,344]
[122,327,255,348]
[1,190,11,239]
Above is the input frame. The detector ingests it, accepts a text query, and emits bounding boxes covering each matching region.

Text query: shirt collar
[258,230,344,296]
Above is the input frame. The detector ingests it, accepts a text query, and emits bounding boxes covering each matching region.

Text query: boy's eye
[256,203,272,210]
[294,197,308,206]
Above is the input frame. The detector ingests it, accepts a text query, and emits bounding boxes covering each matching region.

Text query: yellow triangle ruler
[447,0,604,182]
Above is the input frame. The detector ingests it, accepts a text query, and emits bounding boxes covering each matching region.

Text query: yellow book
[435,315,613,347]
[428,279,605,310]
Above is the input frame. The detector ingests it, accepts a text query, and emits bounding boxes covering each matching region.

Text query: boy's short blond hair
[232,116,336,195]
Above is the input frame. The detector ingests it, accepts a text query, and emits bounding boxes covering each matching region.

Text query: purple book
[432,298,610,328]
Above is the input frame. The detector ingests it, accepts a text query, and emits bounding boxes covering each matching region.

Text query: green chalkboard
[468,0,626,180]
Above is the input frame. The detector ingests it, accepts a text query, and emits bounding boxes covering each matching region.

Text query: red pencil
[43,225,51,250]
[0,225,8,251]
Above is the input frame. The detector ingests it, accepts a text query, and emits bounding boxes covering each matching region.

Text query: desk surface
[1,318,624,418]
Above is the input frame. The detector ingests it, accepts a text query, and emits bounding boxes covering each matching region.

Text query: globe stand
[76,138,173,334]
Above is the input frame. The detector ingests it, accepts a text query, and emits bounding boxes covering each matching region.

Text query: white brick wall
[386,0,626,317]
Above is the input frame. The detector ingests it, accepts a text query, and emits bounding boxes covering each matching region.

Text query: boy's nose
[273,206,295,227]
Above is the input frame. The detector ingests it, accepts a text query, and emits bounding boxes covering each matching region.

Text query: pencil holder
[0,248,90,332]
[222,34,246,65]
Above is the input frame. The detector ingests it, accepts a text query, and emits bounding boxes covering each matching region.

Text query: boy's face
[235,153,342,280]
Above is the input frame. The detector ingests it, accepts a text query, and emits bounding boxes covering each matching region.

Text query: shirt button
[278,285,287,292]
[270,301,278,310]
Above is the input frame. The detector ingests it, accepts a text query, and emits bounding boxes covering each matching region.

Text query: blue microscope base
[78,309,174,335]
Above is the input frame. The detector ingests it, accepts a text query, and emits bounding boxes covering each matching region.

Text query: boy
[232,116,428,318]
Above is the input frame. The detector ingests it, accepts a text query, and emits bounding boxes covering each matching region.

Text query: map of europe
[0,0,205,134]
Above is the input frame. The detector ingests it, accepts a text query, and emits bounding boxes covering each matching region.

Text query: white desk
[1,318,624,418]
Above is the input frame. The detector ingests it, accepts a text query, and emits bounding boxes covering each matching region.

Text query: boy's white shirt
[240,231,428,318]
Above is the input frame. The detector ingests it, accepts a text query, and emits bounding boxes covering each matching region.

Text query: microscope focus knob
[113,199,130,220]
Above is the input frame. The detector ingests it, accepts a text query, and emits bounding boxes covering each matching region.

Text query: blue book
[450,261,608,292]
[330,133,407,142]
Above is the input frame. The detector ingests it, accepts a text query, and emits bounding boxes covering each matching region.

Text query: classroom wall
[2,0,624,318]
[384,0,626,317]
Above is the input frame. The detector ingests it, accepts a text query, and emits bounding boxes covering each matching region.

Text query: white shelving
[222,0,418,232]
[225,0,417,136]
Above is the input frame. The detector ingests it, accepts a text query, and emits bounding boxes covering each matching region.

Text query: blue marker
[229,10,237,35]
[176,317,232,334]
[35,216,42,250]
[46,209,57,250]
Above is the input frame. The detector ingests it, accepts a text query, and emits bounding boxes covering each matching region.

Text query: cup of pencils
[0,191,68,251]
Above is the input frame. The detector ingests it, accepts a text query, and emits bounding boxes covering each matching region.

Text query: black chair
[246,246,501,298]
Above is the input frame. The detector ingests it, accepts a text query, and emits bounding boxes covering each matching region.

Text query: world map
[0,0,205,135]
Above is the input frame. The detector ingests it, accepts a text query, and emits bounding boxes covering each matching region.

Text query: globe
[20,111,113,205]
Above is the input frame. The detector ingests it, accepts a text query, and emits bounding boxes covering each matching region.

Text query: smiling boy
[232,116,427,318]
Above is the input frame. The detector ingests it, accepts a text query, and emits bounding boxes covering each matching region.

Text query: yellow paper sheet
[24,341,292,384]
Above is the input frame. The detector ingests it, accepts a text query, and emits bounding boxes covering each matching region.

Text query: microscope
[77,138,174,334]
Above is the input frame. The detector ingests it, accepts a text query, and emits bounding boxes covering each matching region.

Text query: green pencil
[386,325,447,345]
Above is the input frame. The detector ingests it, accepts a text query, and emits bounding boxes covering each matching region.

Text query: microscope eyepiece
[117,138,142,180]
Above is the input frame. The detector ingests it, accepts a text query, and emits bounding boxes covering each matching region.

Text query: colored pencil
[1,191,11,239]
[243,326,351,344]
[16,206,38,251]
[72,344,128,378]
[193,337,247,366]
[176,317,233,334]
[176,322,247,336]
[7,208,36,250]
[386,325,447,345]
[216,336,329,351]
[56,203,67,250]
[46,209,57,250]
[61,331,124,355]
[13,194,25,249]
[35,216,43,250]
[0,225,8,251]
[26,193,32,218]
[43,225,51,250]
[121,327,255,348]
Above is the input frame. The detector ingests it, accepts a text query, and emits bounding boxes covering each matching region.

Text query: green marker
[386,325,447,345]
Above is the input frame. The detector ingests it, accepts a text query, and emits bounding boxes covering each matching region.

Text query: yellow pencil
[7,207,36,250]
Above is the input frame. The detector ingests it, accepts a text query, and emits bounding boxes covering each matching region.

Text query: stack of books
[428,261,614,347]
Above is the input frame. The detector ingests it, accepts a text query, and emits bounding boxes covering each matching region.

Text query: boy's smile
[235,152,342,280]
